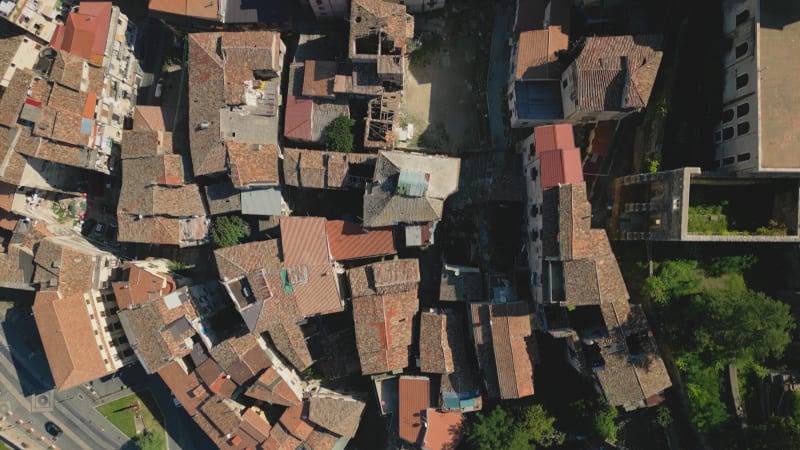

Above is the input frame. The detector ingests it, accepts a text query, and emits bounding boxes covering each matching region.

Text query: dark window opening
[713,130,722,143]
[722,127,735,140]
[737,103,749,117]
[736,73,748,89]
[737,122,750,135]
[735,42,748,58]
[737,153,751,162]
[723,156,735,166]
[722,109,734,123]
[736,10,750,26]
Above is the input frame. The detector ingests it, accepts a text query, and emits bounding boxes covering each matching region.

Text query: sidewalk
[1,411,58,450]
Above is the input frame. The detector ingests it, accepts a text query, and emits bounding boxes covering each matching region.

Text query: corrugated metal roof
[241,187,282,216]
[514,80,563,121]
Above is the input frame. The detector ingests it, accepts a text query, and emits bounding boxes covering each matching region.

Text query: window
[722,127,735,140]
[713,130,722,143]
[737,103,750,117]
[735,42,748,58]
[86,299,90,305]
[715,160,722,168]
[736,73,748,89]
[737,121,750,135]
[94,330,99,335]
[737,153,751,162]
[722,109,734,123]
[100,311,106,317]
[562,78,568,88]
[103,359,108,364]
[98,345,104,350]
[89,314,94,320]
[736,10,750,26]
[723,156,735,166]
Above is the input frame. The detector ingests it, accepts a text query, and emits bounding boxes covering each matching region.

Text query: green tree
[210,216,250,248]
[592,401,619,444]
[324,116,356,153]
[691,287,794,364]
[643,259,702,304]
[467,406,521,450]
[521,404,565,447]
[705,255,757,277]
[655,405,674,428]
[467,405,563,450]
[678,353,729,432]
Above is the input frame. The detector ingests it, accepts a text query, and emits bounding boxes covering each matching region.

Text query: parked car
[45,421,62,438]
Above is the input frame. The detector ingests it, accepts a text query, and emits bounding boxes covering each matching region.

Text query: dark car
[45,421,62,438]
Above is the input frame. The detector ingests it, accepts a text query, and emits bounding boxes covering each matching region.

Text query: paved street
[487,5,511,151]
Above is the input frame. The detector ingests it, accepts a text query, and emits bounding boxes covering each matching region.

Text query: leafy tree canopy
[210,215,250,248]
[467,404,563,450]
[690,287,794,365]
[644,259,702,304]
[324,116,356,153]
[748,417,800,450]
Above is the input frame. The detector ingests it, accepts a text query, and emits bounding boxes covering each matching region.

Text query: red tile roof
[51,2,112,66]
[534,123,575,152]
[539,148,583,189]
[398,376,430,446]
[423,410,465,450]
[284,96,313,141]
[112,263,175,310]
[325,220,395,261]
[279,217,342,317]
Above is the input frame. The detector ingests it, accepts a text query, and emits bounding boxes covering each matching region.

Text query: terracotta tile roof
[284,96,313,141]
[283,148,376,189]
[363,151,461,227]
[325,220,395,261]
[302,428,340,450]
[238,407,271,445]
[422,409,465,450]
[204,182,242,216]
[419,312,456,374]
[0,69,34,127]
[534,123,575,153]
[398,376,430,445]
[245,367,301,406]
[349,260,419,376]
[226,142,279,188]
[198,395,242,438]
[117,132,206,245]
[209,334,271,386]
[50,52,87,91]
[0,25,23,79]
[307,393,365,438]
[263,422,303,450]
[262,313,314,371]
[0,242,34,289]
[149,0,220,21]
[133,106,173,132]
[120,285,201,371]
[214,240,282,282]
[572,35,663,112]
[470,302,536,399]
[33,288,112,390]
[302,61,337,98]
[52,2,111,66]
[516,28,567,80]
[280,217,342,317]
[279,403,314,442]
[157,361,206,416]
[347,258,420,298]
[121,130,170,159]
[188,31,282,177]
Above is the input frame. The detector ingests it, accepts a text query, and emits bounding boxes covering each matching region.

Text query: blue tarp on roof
[514,80,563,121]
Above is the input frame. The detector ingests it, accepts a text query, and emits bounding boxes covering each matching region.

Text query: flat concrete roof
[759,0,800,169]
